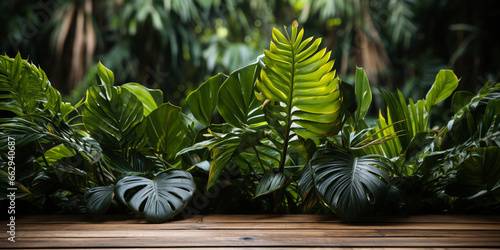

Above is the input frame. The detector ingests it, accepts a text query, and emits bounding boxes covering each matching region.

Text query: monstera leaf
[115,170,195,223]
[306,149,391,221]
[84,185,115,219]
[255,21,342,170]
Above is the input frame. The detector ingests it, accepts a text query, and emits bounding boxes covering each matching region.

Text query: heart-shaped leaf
[255,170,287,197]
[309,149,391,221]
[115,170,196,223]
[84,185,114,219]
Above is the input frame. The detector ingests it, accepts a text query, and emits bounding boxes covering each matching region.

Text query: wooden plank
[11,214,500,224]
[8,248,483,250]
[202,214,500,224]
[13,221,500,231]
[7,249,494,250]
[2,237,500,248]
[16,229,382,238]
[378,229,500,237]
[10,214,202,224]
[195,222,500,230]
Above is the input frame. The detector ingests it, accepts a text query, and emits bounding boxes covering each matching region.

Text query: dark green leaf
[218,62,264,128]
[84,185,115,219]
[83,86,143,141]
[144,103,190,160]
[309,149,391,221]
[186,73,226,127]
[255,170,287,197]
[115,170,196,223]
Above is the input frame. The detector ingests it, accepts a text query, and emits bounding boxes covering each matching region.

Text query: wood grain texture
[1,214,499,249]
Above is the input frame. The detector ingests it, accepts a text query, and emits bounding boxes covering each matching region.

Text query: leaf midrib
[278,31,296,173]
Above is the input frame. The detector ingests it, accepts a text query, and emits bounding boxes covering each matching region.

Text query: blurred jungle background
[1,0,499,118]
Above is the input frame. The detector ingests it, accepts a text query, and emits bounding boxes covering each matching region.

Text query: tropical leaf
[82,86,144,141]
[254,21,342,171]
[0,53,56,116]
[218,62,265,128]
[186,73,226,127]
[122,83,163,116]
[255,170,288,197]
[143,103,190,161]
[84,185,115,219]
[308,149,391,221]
[0,170,31,198]
[446,147,500,197]
[97,61,114,86]
[201,126,270,190]
[425,69,459,109]
[115,170,196,223]
[354,67,372,122]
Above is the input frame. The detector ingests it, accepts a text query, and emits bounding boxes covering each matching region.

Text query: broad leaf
[39,144,76,167]
[122,83,163,116]
[255,23,343,139]
[186,73,226,127]
[84,185,114,219]
[82,86,144,141]
[97,61,114,86]
[425,69,459,109]
[354,67,372,122]
[308,149,391,221]
[255,170,287,197]
[464,147,500,191]
[115,170,196,223]
[255,22,342,172]
[218,62,265,128]
[144,103,190,160]
[298,167,314,198]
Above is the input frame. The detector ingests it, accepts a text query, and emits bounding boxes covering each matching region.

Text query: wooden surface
[2,214,500,249]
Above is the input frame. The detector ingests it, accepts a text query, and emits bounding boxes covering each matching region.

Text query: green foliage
[84,185,115,219]
[354,67,372,122]
[304,149,391,221]
[0,54,195,222]
[255,22,342,141]
[115,170,195,223]
[2,19,499,222]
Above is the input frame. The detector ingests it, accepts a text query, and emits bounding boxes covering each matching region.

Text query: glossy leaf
[309,149,391,221]
[84,185,114,219]
[122,83,163,116]
[144,103,190,160]
[82,86,143,141]
[115,170,196,223]
[218,62,265,128]
[255,25,343,138]
[97,61,114,86]
[354,67,372,122]
[425,69,459,108]
[186,73,226,127]
[255,170,287,197]
[255,22,342,172]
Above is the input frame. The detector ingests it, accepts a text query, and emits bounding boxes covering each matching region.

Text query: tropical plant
[179,21,345,212]
[0,54,196,223]
[2,18,499,222]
